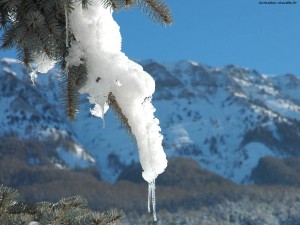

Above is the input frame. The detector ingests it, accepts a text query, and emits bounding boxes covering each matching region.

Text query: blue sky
[0,0,299,75]
[114,0,300,75]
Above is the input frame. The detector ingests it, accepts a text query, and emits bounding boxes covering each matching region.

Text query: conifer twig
[108,92,133,135]
[0,185,125,225]
[138,0,173,25]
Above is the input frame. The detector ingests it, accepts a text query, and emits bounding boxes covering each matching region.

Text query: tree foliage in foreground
[0,0,172,120]
[0,185,124,225]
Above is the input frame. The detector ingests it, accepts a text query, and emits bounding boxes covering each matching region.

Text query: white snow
[54,163,64,169]
[257,84,278,95]
[39,128,68,141]
[28,0,167,184]
[74,143,96,163]
[64,4,167,217]
[30,53,56,84]
[22,3,167,207]
[169,124,193,147]
[66,1,167,183]
[90,101,109,121]
[189,60,199,66]
[234,91,247,99]
[3,67,16,76]
[234,142,276,183]
[232,77,251,87]
[250,104,281,119]
[1,58,18,64]
[32,53,56,74]
[28,222,40,225]
[57,146,94,169]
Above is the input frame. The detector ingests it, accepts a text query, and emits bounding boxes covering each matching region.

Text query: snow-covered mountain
[0,58,95,169]
[1,58,300,183]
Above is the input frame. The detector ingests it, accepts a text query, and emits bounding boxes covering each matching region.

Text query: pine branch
[124,0,137,8]
[108,92,133,135]
[80,0,92,9]
[60,62,88,121]
[65,70,79,121]
[0,23,16,50]
[58,196,88,209]
[81,209,125,225]
[138,0,173,25]
[99,0,116,9]
[65,0,75,14]
[0,185,18,211]
[0,0,173,120]
[0,5,9,28]
[110,0,137,9]
[8,202,39,216]
[0,185,125,225]
[103,209,125,225]
[18,47,31,68]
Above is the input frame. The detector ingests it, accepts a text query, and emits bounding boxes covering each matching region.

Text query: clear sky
[114,0,300,75]
[0,0,299,75]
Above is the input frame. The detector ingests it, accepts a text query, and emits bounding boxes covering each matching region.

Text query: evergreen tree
[0,185,125,225]
[0,1,172,222]
[0,0,172,120]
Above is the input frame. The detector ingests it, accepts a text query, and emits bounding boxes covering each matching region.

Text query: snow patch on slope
[57,144,95,169]
[235,142,276,183]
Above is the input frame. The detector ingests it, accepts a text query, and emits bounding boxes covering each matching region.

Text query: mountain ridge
[1,58,300,183]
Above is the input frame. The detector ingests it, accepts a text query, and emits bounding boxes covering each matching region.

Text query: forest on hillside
[1,136,300,225]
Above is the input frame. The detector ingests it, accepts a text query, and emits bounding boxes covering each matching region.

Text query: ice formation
[32,0,167,220]
[148,179,157,221]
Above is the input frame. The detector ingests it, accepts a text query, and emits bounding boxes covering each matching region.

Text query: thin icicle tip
[148,179,157,221]
[148,181,151,213]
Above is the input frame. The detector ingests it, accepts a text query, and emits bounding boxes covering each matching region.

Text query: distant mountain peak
[1,58,300,183]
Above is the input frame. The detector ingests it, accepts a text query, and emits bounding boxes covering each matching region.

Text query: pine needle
[138,0,173,25]
[108,92,133,135]
[0,185,124,225]
[59,62,87,121]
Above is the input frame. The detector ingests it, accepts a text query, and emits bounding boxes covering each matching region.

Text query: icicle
[29,70,37,85]
[148,179,157,221]
[65,5,69,48]
[151,179,157,221]
[90,102,109,128]
[102,113,106,128]
[148,180,151,213]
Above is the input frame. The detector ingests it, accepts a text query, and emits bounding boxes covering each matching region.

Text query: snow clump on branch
[32,0,167,221]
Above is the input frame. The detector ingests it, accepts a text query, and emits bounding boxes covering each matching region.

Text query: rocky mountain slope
[1,58,300,183]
